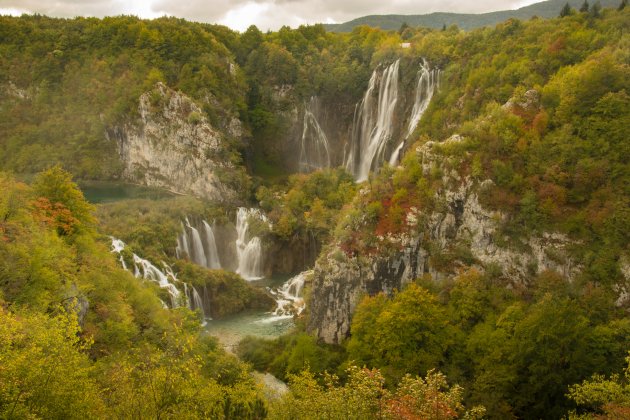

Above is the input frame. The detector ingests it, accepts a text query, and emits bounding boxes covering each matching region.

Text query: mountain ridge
[323,0,620,31]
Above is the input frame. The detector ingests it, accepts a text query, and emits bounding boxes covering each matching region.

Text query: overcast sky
[0,0,540,32]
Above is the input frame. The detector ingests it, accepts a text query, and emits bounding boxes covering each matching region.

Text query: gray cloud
[1,0,537,31]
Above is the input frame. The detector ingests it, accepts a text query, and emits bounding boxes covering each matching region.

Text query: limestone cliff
[308,135,582,344]
[108,82,248,202]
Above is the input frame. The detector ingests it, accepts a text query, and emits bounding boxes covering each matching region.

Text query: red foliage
[31,197,79,236]
[547,36,566,54]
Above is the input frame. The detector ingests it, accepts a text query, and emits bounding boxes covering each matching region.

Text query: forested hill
[323,0,620,31]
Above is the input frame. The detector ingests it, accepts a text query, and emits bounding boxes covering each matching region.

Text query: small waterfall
[176,222,190,260]
[187,221,208,268]
[236,208,265,280]
[270,271,311,317]
[299,97,331,172]
[202,221,221,269]
[390,60,440,166]
[176,219,222,270]
[345,59,400,182]
[186,284,208,323]
[111,238,181,308]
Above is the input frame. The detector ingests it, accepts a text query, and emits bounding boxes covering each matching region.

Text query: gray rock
[108,82,242,202]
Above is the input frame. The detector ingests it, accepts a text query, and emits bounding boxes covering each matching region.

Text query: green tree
[560,2,573,17]
[589,1,602,17]
[567,353,630,419]
[0,308,105,418]
[580,0,590,12]
[348,284,453,381]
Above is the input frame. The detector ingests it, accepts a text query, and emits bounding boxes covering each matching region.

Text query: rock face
[308,135,580,344]
[108,82,245,202]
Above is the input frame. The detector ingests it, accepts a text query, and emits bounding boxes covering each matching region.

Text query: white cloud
[0,0,541,31]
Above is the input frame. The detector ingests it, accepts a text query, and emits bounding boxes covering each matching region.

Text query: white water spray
[272,271,310,317]
[202,221,221,269]
[111,238,181,308]
[176,219,222,270]
[346,59,400,182]
[389,60,440,166]
[235,208,265,280]
[299,97,331,172]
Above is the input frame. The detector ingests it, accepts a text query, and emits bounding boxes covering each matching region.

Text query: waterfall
[406,59,439,138]
[202,221,221,269]
[176,222,190,260]
[299,97,331,172]
[389,60,440,166]
[345,59,400,182]
[188,225,208,268]
[174,209,268,281]
[235,208,265,280]
[186,284,208,323]
[270,271,311,317]
[176,219,222,270]
[111,238,181,308]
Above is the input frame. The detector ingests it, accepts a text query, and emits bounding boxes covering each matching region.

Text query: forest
[0,2,629,419]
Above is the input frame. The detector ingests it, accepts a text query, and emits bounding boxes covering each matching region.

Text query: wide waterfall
[390,60,440,166]
[236,207,265,280]
[345,59,400,182]
[271,270,311,317]
[176,219,222,269]
[299,97,331,172]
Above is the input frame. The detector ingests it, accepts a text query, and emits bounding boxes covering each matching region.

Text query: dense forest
[1,2,629,419]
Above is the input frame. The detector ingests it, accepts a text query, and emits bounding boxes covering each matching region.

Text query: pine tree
[560,2,573,16]
[580,0,590,12]
[590,1,602,16]
[619,0,627,10]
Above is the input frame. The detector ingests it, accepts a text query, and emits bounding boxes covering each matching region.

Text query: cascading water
[299,97,331,172]
[185,284,208,323]
[270,270,310,318]
[389,59,440,166]
[406,59,440,138]
[188,224,208,268]
[176,219,222,269]
[111,238,181,308]
[202,221,221,269]
[345,59,400,182]
[112,238,210,321]
[235,207,265,280]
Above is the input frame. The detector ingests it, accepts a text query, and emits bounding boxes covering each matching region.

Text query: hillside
[323,0,620,31]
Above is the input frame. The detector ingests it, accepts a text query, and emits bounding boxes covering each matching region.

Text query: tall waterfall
[390,60,440,166]
[345,59,400,182]
[299,97,331,172]
[406,59,440,138]
[236,207,265,280]
[176,219,222,269]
